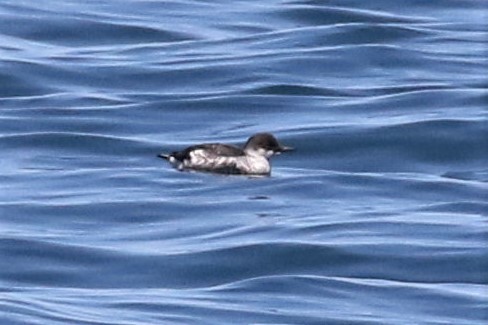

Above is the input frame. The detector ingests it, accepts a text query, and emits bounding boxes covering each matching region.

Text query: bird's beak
[278,146,294,153]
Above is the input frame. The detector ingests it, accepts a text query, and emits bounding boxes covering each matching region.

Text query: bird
[158,133,292,175]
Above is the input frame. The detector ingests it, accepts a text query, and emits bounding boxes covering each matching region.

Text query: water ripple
[1,0,487,324]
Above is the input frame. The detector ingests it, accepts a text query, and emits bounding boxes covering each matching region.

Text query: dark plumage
[159,143,245,162]
[158,133,292,175]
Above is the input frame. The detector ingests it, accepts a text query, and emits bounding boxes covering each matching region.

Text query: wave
[0,0,486,324]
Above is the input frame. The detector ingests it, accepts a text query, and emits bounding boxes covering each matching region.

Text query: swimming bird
[158,133,292,175]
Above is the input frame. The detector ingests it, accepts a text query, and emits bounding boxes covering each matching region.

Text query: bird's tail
[157,153,170,160]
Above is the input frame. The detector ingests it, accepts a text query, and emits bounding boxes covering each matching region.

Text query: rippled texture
[1,0,487,324]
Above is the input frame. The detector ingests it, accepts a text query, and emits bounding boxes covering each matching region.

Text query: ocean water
[1,0,487,324]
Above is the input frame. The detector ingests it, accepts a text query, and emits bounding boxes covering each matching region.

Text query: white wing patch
[175,148,271,174]
[188,149,207,165]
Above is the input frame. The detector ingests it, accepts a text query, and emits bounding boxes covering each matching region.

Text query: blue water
[1,0,487,324]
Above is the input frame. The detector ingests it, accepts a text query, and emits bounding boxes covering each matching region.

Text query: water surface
[1,0,487,324]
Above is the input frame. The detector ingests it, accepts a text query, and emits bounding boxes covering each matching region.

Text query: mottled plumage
[158,133,292,175]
